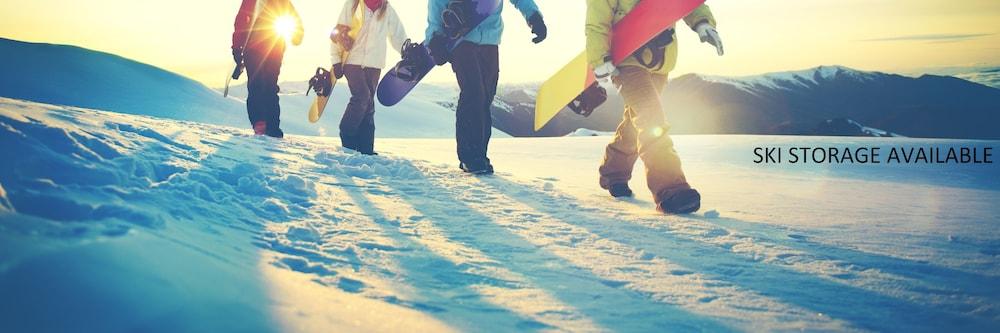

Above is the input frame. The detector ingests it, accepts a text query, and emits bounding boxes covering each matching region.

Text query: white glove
[594,60,619,84]
[695,22,724,56]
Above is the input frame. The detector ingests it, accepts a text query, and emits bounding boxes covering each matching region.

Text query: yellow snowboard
[308,3,364,123]
[533,52,595,131]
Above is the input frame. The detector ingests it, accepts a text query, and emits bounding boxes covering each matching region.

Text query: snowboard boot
[656,188,701,215]
[460,160,492,175]
[266,127,284,139]
[609,183,634,198]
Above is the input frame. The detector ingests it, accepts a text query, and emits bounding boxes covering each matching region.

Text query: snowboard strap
[633,28,675,71]
[307,67,333,97]
[395,40,432,82]
[442,0,476,39]
[568,82,608,117]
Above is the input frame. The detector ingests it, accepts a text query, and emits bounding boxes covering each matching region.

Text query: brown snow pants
[598,66,691,203]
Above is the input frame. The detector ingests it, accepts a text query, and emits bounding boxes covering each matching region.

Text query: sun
[273,15,296,41]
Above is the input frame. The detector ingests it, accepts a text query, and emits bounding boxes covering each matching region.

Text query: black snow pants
[450,42,499,166]
[340,64,381,155]
[244,44,285,137]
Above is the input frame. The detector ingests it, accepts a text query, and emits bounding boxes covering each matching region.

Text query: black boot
[266,127,284,139]
[609,183,634,198]
[459,159,492,175]
[657,188,701,214]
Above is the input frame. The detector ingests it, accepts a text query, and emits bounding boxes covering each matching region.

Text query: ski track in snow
[1,97,999,332]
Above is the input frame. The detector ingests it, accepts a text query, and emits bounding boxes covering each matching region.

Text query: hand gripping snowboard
[533,0,705,131]
[307,3,364,123]
[376,0,501,107]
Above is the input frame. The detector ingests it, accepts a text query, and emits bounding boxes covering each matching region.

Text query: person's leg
[357,67,381,155]
[244,51,270,132]
[263,53,283,138]
[598,105,640,190]
[450,42,487,167]
[478,45,500,165]
[615,66,690,204]
[340,64,373,152]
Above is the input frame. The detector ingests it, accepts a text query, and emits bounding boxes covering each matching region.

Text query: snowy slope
[0,38,247,128]
[1,97,999,332]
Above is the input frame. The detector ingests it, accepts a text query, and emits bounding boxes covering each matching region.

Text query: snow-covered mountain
[2,97,999,332]
[496,66,1000,139]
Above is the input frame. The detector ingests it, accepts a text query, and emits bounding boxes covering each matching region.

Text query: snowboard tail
[376,0,502,107]
[533,0,706,131]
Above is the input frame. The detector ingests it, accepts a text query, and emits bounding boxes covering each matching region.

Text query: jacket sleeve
[331,1,354,64]
[509,0,540,21]
[683,4,716,30]
[386,6,410,55]
[585,0,614,68]
[425,0,446,41]
[288,1,305,45]
[232,0,257,49]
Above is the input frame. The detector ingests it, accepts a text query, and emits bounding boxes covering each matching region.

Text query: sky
[1,0,998,87]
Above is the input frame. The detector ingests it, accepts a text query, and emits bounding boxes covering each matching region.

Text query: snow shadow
[321,171,563,332]
[479,176,1000,332]
[701,215,1000,299]
[374,162,735,332]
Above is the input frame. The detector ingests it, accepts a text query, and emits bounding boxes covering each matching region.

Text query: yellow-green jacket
[586,0,716,75]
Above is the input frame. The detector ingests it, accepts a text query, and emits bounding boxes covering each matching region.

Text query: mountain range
[2,37,998,140]
[492,66,1000,139]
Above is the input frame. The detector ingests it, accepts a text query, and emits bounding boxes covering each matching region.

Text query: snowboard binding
[394,39,432,82]
[307,67,333,97]
[634,28,675,71]
[442,0,477,39]
[568,83,608,117]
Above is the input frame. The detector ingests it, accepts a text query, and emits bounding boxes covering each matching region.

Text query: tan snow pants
[598,65,691,202]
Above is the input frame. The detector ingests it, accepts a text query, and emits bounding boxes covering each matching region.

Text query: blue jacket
[425,0,540,46]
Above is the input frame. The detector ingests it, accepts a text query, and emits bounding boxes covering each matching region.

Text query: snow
[1,97,999,332]
[699,65,881,93]
[568,128,614,137]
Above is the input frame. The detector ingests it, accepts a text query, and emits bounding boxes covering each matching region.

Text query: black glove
[232,47,244,65]
[332,63,344,80]
[427,33,450,66]
[528,13,546,44]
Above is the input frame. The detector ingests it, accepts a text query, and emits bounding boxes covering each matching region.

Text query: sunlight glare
[273,15,296,41]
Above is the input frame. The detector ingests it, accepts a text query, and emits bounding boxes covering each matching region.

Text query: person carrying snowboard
[331,0,409,155]
[426,0,548,174]
[232,0,304,138]
[587,0,723,213]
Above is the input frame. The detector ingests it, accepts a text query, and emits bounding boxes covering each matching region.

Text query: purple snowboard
[376,0,501,107]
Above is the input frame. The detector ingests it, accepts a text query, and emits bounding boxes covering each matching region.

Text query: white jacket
[331,1,408,69]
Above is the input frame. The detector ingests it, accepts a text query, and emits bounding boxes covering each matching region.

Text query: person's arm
[685,4,723,56]
[331,1,354,65]
[425,0,446,42]
[287,1,305,46]
[232,0,256,50]
[509,0,540,20]
[683,4,717,30]
[386,6,410,54]
[585,0,614,69]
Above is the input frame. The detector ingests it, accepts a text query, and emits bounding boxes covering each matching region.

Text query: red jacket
[232,0,303,50]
